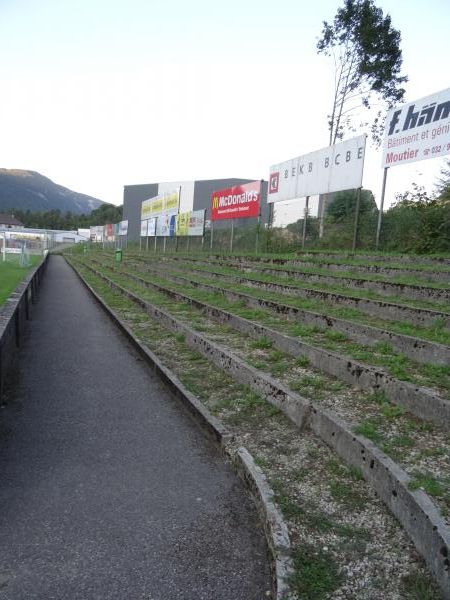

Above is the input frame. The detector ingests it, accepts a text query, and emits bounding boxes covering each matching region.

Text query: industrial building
[123,178,268,241]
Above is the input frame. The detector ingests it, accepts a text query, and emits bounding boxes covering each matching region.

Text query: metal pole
[301,196,309,250]
[146,235,149,251]
[318,194,326,238]
[186,236,190,253]
[376,168,388,251]
[230,220,234,253]
[210,221,214,251]
[163,236,166,253]
[266,203,272,253]
[154,235,157,252]
[352,187,362,254]
[255,215,261,254]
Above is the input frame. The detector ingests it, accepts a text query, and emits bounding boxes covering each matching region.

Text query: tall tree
[317,0,407,145]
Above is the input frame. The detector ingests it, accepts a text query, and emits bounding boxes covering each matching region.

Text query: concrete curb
[144,255,450,329]
[127,259,449,366]
[93,259,450,428]
[0,256,48,400]
[71,257,450,599]
[66,257,294,600]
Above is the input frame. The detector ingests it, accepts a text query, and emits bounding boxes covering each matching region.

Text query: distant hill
[0,169,105,215]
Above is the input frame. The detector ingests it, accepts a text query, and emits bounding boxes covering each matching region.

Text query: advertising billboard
[176,212,189,236]
[119,220,128,236]
[156,213,177,237]
[176,210,205,236]
[211,181,261,220]
[381,87,450,168]
[141,189,180,220]
[188,210,205,236]
[147,217,157,237]
[104,223,114,241]
[140,218,157,237]
[268,135,366,203]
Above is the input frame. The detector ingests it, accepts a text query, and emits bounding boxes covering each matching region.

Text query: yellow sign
[164,192,179,212]
[141,189,180,219]
[176,212,189,236]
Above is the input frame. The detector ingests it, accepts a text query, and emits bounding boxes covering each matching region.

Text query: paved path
[0,256,271,600]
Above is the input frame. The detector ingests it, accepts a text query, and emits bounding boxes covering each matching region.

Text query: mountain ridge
[0,169,105,214]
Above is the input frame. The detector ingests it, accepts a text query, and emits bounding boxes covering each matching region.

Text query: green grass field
[0,256,41,306]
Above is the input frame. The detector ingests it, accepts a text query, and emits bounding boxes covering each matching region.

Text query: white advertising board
[189,210,205,236]
[140,220,148,237]
[95,226,104,242]
[382,87,450,168]
[176,210,205,236]
[147,217,156,236]
[268,135,366,203]
[156,213,177,237]
[158,181,195,213]
[119,220,128,236]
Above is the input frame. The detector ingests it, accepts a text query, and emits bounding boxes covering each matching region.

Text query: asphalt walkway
[0,255,271,600]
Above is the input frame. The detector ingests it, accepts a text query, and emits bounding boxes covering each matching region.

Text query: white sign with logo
[268,135,366,203]
[119,220,128,236]
[140,218,157,236]
[147,217,157,236]
[382,87,450,168]
[188,210,205,236]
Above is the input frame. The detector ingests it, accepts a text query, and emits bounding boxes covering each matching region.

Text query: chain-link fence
[133,185,449,257]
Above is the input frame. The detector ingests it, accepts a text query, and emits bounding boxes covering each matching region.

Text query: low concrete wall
[197,257,450,304]
[0,258,47,399]
[209,253,450,284]
[274,251,450,268]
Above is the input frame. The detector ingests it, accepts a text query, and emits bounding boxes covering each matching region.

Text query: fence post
[376,168,388,251]
[301,196,309,250]
[352,187,362,253]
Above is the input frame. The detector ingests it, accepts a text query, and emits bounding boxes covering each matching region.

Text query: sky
[0,0,449,224]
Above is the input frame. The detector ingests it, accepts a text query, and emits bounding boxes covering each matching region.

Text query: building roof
[0,213,24,226]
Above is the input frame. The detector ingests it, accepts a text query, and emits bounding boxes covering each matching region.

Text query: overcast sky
[0,0,448,224]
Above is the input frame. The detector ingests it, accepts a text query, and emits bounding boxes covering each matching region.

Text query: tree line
[9,203,123,231]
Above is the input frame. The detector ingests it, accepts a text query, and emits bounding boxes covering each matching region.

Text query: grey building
[123,178,268,241]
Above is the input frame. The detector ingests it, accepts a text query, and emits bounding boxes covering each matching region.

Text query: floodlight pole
[376,168,389,251]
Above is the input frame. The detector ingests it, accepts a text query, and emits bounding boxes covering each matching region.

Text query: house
[0,214,24,229]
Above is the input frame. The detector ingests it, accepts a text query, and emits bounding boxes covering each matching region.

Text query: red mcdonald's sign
[211,181,261,221]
